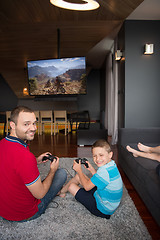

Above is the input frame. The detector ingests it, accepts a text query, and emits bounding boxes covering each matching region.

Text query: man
[0,106,67,222]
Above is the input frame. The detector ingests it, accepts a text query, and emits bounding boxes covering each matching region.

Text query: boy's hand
[73,160,82,173]
[87,161,97,175]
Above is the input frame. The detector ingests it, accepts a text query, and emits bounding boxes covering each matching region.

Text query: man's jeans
[21,168,67,222]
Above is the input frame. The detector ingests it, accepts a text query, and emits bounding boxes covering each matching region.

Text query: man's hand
[50,157,59,172]
[36,152,52,164]
[27,156,59,199]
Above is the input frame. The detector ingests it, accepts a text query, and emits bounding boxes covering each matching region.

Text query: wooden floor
[1,132,160,238]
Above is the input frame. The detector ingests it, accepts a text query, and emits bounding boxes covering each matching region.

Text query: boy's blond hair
[92,139,111,153]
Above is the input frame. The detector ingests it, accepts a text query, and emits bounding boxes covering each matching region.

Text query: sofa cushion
[123,143,160,170]
[156,164,160,176]
[119,145,160,206]
[118,128,160,226]
[126,143,160,178]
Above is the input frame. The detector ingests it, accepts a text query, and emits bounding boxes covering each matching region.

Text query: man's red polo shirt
[0,136,41,221]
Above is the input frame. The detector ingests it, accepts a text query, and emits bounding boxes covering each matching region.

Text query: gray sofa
[118,128,160,227]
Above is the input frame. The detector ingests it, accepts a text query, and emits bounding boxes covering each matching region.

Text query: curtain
[104,49,119,145]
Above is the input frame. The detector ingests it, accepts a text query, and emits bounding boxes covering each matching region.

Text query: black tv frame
[26,56,87,97]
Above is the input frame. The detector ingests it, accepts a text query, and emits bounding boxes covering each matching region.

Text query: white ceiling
[127,0,160,20]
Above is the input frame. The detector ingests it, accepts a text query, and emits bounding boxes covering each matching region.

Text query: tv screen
[27,57,87,96]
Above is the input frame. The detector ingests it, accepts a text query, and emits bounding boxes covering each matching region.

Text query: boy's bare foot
[59,193,66,198]
[57,190,66,198]
[126,145,139,157]
[137,143,151,153]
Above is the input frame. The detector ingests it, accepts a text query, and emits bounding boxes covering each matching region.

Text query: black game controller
[42,154,57,162]
[75,158,89,168]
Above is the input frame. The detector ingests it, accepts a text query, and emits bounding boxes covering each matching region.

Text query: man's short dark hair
[10,106,33,124]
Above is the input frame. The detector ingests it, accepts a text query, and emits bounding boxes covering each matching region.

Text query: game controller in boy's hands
[42,154,57,162]
[75,158,89,168]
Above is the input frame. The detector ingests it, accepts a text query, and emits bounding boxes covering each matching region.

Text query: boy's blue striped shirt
[91,160,123,215]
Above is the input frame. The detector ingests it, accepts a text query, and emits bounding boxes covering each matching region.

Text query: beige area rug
[0,158,151,240]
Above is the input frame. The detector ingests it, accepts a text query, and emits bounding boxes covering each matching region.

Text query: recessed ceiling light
[50,0,100,11]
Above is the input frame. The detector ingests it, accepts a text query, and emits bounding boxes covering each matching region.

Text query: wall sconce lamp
[115,50,122,61]
[144,44,154,55]
[23,87,29,96]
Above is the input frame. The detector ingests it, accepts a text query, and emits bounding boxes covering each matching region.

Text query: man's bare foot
[137,143,151,153]
[126,145,139,157]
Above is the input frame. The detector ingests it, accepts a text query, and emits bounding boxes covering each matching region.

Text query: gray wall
[0,74,18,111]
[18,98,78,112]
[124,20,160,128]
[77,69,100,120]
[117,25,125,129]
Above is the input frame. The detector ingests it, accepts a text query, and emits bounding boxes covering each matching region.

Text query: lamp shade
[50,0,100,11]
[144,44,154,55]
[115,50,122,60]
[23,88,29,96]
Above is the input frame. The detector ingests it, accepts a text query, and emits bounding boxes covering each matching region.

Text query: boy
[59,139,123,219]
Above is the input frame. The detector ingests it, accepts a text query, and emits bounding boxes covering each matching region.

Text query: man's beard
[25,130,36,140]
[17,130,36,142]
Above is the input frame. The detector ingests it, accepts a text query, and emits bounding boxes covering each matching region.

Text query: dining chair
[54,110,70,135]
[6,111,11,135]
[0,112,6,136]
[39,111,53,135]
[69,110,90,132]
[34,111,40,135]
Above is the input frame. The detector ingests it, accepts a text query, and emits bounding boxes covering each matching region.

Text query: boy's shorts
[75,187,110,219]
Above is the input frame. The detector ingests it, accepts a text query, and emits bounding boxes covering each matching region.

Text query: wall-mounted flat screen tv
[27,57,87,96]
